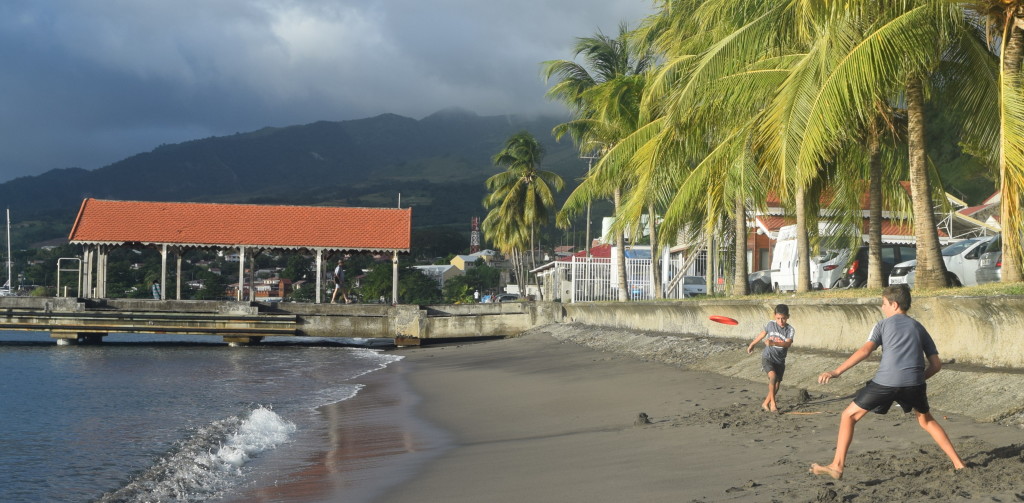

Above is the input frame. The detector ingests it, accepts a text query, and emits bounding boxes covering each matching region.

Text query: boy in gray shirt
[747,304,794,412]
[810,284,965,479]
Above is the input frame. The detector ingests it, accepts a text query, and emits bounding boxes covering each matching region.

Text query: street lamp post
[580,152,599,257]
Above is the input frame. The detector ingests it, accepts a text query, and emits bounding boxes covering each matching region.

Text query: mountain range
[1,108,587,246]
[0,104,997,249]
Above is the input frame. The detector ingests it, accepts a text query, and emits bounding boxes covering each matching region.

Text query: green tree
[357,262,442,305]
[193,270,227,300]
[282,255,312,282]
[482,131,564,298]
[544,22,654,300]
[958,0,1024,283]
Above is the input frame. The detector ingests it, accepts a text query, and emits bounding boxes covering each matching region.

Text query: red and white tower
[470,217,481,253]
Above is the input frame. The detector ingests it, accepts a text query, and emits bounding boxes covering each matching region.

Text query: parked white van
[771,224,849,292]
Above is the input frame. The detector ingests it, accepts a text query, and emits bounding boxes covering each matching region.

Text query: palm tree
[611,0,802,295]
[959,1,1024,283]
[482,131,564,298]
[543,23,655,301]
[754,2,995,290]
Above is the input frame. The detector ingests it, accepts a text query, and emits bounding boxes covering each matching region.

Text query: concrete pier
[0,297,542,345]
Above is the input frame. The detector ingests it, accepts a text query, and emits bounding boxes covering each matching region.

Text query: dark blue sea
[0,330,412,503]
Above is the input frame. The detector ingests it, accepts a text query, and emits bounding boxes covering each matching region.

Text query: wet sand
[378,326,1024,502]
[223,362,450,503]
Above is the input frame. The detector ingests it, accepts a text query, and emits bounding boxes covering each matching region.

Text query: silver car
[976,235,1003,285]
[682,276,707,297]
[889,236,993,288]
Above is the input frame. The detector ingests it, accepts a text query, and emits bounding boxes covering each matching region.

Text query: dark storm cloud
[0,0,654,182]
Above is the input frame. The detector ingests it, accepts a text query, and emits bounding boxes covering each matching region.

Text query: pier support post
[223,336,264,347]
[394,336,421,347]
[51,331,107,345]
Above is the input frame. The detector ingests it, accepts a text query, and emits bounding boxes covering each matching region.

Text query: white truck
[770,224,850,292]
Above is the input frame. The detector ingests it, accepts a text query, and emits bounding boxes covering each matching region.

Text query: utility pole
[580,150,600,257]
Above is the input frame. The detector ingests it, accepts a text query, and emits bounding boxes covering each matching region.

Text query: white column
[237,247,246,301]
[82,247,93,298]
[97,246,107,298]
[160,244,168,300]
[315,250,323,304]
[391,251,399,305]
[175,250,182,300]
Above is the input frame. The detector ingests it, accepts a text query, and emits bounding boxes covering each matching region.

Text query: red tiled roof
[67,199,411,251]
[766,183,913,210]
[755,215,793,233]
[755,214,942,238]
[959,204,991,217]
[558,243,612,261]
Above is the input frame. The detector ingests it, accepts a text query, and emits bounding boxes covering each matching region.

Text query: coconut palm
[753,2,999,290]
[482,131,564,298]
[605,0,809,295]
[543,22,656,300]
[957,1,1024,282]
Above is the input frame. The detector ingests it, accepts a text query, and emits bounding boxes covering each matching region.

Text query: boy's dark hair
[774,304,790,317]
[882,284,912,312]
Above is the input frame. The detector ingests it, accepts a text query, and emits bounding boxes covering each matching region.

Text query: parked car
[976,234,1003,285]
[815,249,852,290]
[889,236,994,288]
[682,276,707,297]
[833,243,917,288]
[748,270,773,294]
[496,293,521,302]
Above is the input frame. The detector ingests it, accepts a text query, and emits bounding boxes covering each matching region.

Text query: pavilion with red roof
[68,198,412,302]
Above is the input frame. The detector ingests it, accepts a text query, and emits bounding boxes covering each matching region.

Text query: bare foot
[809,463,842,480]
[762,404,770,412]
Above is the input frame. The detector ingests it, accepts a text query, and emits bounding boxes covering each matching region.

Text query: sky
[0,0,656,183]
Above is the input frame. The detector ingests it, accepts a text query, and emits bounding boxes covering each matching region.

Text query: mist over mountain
[1,110,587,245]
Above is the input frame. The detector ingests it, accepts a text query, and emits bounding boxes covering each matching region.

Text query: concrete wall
[560,296,1024,368]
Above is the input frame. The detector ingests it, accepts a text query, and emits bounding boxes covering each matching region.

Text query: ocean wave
[95,406,295,503]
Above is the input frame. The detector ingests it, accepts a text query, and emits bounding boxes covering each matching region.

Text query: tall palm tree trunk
[648,204,663,299]
[706,232,716,295]
[734,193,749,295]
[1001,22,1024,283]
[906,76,948,289]
[614,188,629,301]
[867,114,884,289]
[530,226,543,300]
[795,185,811,293]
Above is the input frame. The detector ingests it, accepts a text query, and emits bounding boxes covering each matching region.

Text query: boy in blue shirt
[810,284,965,479]
[747,304,794,413]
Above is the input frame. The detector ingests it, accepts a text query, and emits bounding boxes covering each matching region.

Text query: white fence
[543,252,707,303]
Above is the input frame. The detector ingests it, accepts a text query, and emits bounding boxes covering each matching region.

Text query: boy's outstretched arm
[747,331,767,354]
[818,341,877,384]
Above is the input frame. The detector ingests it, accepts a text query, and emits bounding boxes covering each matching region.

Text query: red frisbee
[709,315,739,325]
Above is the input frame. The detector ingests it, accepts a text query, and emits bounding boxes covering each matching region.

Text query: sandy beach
[375,324,1024,503]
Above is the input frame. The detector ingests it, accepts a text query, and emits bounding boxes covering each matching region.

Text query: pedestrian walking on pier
[331,259,350,304]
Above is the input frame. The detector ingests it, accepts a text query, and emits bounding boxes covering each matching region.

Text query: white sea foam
[203,406,296,470]
[96,406,295,502]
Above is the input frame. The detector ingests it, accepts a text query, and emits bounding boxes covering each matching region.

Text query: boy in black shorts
[810,284,965,479]
[747,304,794,412]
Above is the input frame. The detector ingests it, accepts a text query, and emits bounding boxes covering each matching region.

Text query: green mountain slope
[1,109,587,244]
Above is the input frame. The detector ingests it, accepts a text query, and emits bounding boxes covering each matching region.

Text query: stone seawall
[559,296,1024,368]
